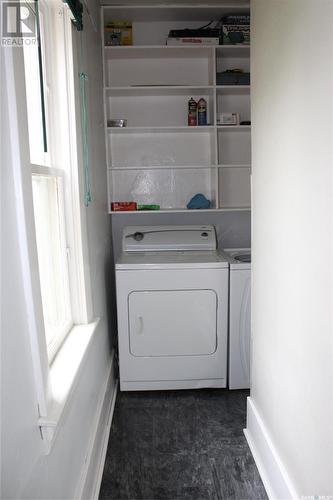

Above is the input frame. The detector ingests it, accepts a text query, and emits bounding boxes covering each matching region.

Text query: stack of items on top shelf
[166,14,250,46]
[221,15,250,45]
[166,28,220,46]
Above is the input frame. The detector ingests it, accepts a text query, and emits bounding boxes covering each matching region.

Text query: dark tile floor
[99,389,267,500]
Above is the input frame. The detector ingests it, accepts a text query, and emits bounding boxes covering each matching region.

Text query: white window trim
[61,5,93,325]
[31,169,74,362]
[4,2,96,454]
[39,319,100,452]
[31,2,93,329]
[4,46,51,417]
[26,2,93,363]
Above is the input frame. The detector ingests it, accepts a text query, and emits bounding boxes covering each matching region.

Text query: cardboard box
[217,113,240,125]
[105,20,132,46]
[111,202,137,211]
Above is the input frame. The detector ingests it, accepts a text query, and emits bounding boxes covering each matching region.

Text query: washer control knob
[133,232,144,241]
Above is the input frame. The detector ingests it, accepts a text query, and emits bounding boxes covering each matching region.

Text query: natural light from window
[22,1,81,364]
[32,175,72,360]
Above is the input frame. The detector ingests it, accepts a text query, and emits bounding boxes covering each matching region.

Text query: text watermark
[1,0,37,46]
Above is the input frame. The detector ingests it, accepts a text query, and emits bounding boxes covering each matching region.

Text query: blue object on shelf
[216,71,250,85]
[187,193,211,210]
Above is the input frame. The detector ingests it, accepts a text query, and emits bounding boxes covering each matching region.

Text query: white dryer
[223,249,251,390]
[115,225,229,391]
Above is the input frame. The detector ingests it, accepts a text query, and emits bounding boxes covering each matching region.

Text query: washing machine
[115,225,229,391]
[223,248,251,390]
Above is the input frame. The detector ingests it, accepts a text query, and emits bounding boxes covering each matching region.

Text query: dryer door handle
[137,315,144,335]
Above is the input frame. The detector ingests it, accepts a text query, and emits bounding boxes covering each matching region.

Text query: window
[31,175,72,359]
[23,0,89,363]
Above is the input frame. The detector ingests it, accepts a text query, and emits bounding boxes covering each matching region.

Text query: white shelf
[217,125,251,130]
[102,2,251,212]
[107,125,215,133]
[104,45,250,55]
[108,165,218,171]
[104,47,214,86]
[216,85,250,92]
[106,126,249,132]
[105,85,216,96]
[217,163,251,168]
[109,207,251,215]
[104,45,215,57]
[105,85,248,93]
[104,44,216,49]
[216,45,250,56]
[104,44,250,50]
[108,164,251,171]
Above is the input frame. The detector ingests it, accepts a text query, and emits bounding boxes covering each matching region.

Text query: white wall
[249,0,333,497]
[1,7,116,500]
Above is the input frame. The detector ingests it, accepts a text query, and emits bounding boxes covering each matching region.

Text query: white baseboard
[90,376,118,500]
[244,397,298,500]
[75,351,118,500]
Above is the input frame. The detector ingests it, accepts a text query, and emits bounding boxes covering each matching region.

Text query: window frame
[4,0,96,453]
[23,0,93,364]
[31,169,73,361]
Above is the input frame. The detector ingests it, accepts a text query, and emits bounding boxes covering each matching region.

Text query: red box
[111,202,137,211]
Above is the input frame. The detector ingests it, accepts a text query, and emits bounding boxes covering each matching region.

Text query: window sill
[38,318,100,454]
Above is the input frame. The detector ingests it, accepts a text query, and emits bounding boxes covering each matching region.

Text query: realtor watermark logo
[1,0,37,46]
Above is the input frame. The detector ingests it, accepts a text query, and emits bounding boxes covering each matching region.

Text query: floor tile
[99,389,267,500]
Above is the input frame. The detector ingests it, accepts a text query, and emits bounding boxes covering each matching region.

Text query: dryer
[223,248,251,390]
[115,225,229,391]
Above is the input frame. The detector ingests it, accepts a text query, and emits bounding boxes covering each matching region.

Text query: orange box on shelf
[111,202,137,212]
[105,20,132,46]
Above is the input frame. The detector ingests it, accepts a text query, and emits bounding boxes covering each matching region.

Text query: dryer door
[128,289,217,357]
[116,267,228,388]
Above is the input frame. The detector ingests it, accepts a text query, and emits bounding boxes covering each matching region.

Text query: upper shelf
[104,85,250,95]
[106,125,216,133]
[103,45,250,86]
[104,45,250,53]
[106,125,251,133]
[104,46,217,60]
[108,207,251,215]
[216,45,250,57]
[104,46,216,86]
[102,2,250,52]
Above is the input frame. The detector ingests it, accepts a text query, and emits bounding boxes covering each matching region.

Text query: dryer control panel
[122,225,217,252]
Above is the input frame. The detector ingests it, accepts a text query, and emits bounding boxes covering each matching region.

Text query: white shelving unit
[101,3,251,214]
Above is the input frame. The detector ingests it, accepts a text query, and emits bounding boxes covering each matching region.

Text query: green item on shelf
[137,204,160,211]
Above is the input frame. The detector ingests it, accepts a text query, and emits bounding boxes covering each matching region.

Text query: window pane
[32,175,72,359]
[23,9,50,166]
